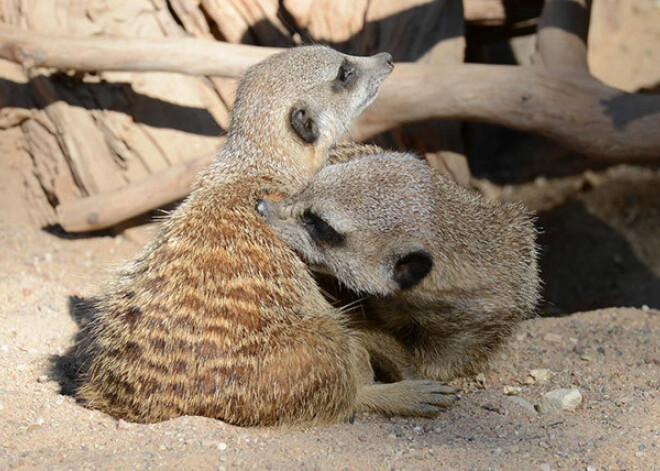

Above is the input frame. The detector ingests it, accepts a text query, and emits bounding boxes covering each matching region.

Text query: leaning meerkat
[258,152,541,381]
[73,47,458,426]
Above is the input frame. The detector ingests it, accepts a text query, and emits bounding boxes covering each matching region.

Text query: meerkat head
[257,153,440,296]
[227,46,393,177]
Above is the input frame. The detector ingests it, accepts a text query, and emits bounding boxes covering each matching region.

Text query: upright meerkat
[73,47,458,426]
[258,152,541,381]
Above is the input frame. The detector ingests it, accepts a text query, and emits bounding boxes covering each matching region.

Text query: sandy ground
[0,215,658,470]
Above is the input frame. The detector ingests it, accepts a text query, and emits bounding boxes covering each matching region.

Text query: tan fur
[259,152,541,382]
[73,47,457,427]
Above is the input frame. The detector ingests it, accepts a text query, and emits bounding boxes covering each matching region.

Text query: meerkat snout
[375,52,394,68]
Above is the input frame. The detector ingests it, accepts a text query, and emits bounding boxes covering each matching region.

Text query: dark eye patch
[302,209,345,246]
[333,61,358,91]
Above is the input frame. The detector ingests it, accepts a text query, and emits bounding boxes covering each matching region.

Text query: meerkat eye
[301,209,345,246]
[334,62,357,90]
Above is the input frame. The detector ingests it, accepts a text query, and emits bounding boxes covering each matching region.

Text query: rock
[475,373,487,388]
[116,419,134,430]
[529,369,551,384]
[544,333,563,343]
[482,403,507,415]
[217,442,228,451]
[506,396,536,414]
[37,375,49,383]
[503,385,522,396]
[387,425,404,438]
[537,388,583,414]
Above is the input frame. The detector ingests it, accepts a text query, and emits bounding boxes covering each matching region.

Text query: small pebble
[482,403,507,415]
[537,388,582,414]
[475,373,487,388]
[544,333,563,343]
[358,435,368,442]
[539,463,552,471]
[503,385,522,396]
[580,355,592,362]
[218,442,227,451]
[388,425,404,438]
[116,419,133,430]
[529,369,551,384]
[506,396,536,413]
[37,375,49,384]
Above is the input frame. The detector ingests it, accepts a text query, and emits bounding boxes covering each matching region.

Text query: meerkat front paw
[356,380,459,418]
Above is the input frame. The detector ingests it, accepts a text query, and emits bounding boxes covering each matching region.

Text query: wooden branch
[0,24,279,78]
[463,0,506,24]
[535,0,591,74]
[354,0,659,161]
[352,63,660,161]
[8,0,655,232]
[56,149,220,232]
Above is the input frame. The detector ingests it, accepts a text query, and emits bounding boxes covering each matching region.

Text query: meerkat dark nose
[256,199,270,220]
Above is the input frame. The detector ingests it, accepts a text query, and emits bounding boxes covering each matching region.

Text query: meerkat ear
[392,250,433,290]
[290,101,320,144]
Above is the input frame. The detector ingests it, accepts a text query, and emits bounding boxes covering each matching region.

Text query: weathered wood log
[463,0,505,24]
[354,0,660,161]
[2,3,656,167]
[0,24,279,78]
[56,148,221,232]
[352,62,660,162]
[9,0,660,232]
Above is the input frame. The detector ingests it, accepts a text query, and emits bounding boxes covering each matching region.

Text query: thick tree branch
[0,24,279,78]
[535,0,591,74]
[56,150,219,232]
[353,63,660,161]
[1,0,658,233]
